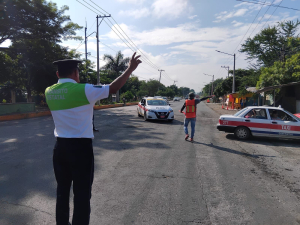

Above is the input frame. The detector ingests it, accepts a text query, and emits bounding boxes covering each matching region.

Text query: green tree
[240,20,300,67]
[102,51,130,79]
[120,91,134,101]
[102,51,130,101]
[4,41,80,102]
[0,0,82,44]
[0,0,82,102]
[257,53,300,88]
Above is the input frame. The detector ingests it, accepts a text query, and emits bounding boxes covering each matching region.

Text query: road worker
[180,92,211,142]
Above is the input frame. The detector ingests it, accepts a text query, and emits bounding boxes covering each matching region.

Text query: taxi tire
[137,109,142,117]
[234,126,251,140]
[144,113,148,121]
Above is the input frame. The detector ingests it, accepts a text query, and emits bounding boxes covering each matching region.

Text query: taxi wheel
[144,113,148,121]
[137,110,142,117]
[234,126,251,140]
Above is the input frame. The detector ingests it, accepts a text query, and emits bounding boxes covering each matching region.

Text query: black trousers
[53,138,94,225]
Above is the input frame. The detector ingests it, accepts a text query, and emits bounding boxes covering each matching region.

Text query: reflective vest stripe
[185,99,196,118]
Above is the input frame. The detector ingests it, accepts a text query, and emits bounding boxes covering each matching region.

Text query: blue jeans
[184,117,196,138]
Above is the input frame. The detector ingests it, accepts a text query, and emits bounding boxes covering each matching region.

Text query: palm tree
[102,51,130,101]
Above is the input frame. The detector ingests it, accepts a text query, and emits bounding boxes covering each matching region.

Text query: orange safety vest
[185,99,196,118]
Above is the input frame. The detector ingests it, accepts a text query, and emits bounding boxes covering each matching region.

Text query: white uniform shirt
[45,78,109,138]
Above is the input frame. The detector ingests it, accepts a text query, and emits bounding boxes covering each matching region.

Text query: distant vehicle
[217,106,300,140]
[137,97,174,122]
[173,97,180,101]
[162,97,168,103]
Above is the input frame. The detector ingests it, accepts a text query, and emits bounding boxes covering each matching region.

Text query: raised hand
[128,52,142,71]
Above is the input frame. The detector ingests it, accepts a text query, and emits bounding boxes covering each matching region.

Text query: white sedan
[137,97,174,122]
[217,106,300,139]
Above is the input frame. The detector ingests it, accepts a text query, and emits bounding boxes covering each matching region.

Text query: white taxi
[217,106,300,139]
[137,97,174,122]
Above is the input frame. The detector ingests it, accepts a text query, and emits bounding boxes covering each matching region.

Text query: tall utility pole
[233,53,235,93]
[203,73,214,95]
[221,66,230,78]
[216,50,236,93]
[158,69,165,92]
[158,69,165,83]
[173,80,177,85]
[96,14,111,85]
[85,23,87,83]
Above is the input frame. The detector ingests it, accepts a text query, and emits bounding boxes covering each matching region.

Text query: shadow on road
[192,141,275,159]
[225,134,300,146]
[0,106,174,224]
[145,119,183,126]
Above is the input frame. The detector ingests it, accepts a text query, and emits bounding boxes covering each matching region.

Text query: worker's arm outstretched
[199,96,212,102]
[109,52,142,95]
[180,103,186,113]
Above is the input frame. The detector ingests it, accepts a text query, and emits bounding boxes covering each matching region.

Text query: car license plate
[160,116,165,118]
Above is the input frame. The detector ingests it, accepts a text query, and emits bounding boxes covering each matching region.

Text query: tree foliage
[240,20,300,67]
[0,0,82,44]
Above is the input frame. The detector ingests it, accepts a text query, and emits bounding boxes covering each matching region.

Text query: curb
[93,102,138,110]
[0,111,52,122]
[0,102,139,121]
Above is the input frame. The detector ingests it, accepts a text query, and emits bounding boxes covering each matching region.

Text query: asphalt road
[1,101,300,225]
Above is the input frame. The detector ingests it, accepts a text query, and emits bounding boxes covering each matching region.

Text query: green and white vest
[45,78,109,138]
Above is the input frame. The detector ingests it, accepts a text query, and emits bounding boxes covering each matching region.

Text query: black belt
[57,137,92,144]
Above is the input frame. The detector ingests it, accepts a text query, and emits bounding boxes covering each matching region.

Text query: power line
[77,0,173,84]
[235,0,280,60]
[236,0,300,11]
[77,1,159,71]
[224,0,274,64]
[87,0,162,71]
[99,40,164,76]
[231,0,266,55]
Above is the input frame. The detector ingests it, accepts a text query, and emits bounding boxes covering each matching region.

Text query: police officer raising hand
[45,52,141,225]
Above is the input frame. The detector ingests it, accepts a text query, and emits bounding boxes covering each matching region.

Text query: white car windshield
[147,100,168,106]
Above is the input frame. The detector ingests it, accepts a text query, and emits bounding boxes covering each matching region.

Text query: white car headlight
[169,109,173,113]
[148,109,155,112]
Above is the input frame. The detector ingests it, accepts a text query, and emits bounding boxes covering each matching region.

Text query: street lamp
[203,73,214,95]
[216,50,236,93]
[221,66,230,78]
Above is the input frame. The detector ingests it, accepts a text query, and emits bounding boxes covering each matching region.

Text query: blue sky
[2,0,300,91]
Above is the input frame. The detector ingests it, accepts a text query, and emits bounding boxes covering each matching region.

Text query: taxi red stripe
[221,120,300,132]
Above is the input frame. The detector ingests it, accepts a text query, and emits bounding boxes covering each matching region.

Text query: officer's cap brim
[53,59,83,67]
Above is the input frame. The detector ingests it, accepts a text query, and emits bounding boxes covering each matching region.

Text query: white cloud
[214,8,248,22]
[119,8,150,19]
[151,0,189,19]
[188,15,197,19]
[115,0,145,4]
[118,0,192,20]
[105,22,250,47]
[232,20,244,27]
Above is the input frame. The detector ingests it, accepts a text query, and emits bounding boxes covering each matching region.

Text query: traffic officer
[45,53,141,225]
[180,92,211,142]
